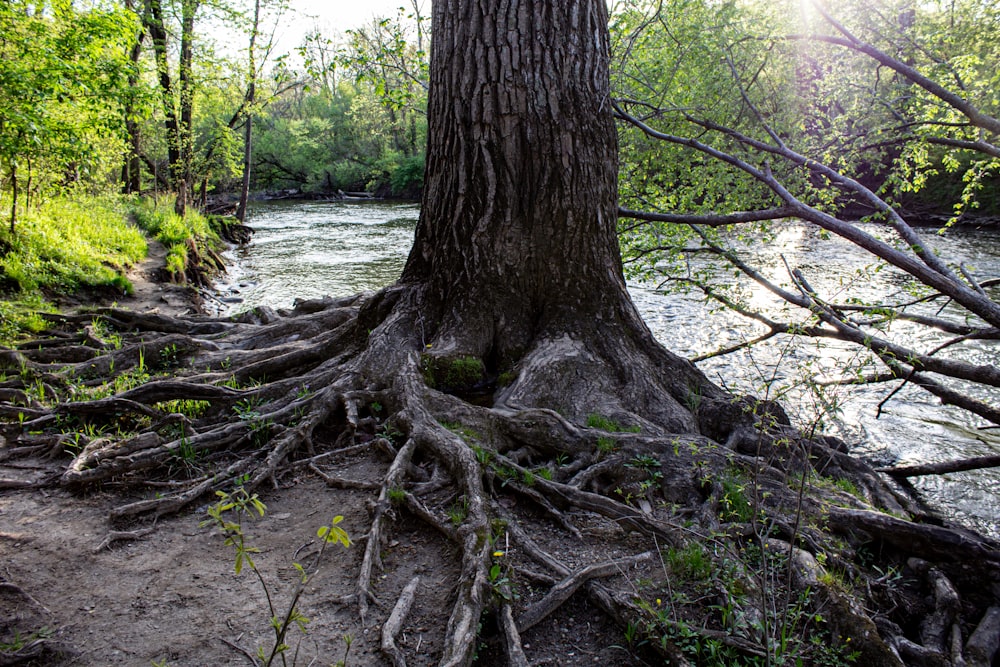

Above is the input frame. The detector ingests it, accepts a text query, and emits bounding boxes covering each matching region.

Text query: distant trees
[252,5,429,196]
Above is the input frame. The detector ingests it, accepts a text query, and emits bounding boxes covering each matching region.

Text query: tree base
[2,289,998,666]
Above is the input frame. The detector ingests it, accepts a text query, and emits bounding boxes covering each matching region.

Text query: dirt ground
[0,249,652,666]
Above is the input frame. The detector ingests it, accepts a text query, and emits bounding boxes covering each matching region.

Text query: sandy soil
[0,249,648,666]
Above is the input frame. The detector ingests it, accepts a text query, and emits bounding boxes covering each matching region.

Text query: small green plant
[596,436,617,455]
[488,546,517,602]
[447,497,469,526]
[719,471,754,523]
[471,445,492,465]
[201,488,351,667]
[833,477,862,498]
[586,413,642,433]
[627,454,664,493]
[158,343,181,368]
[154,399,211,418]
[388,486,406,505]
[442,420,480,441]
[664,543,715,582]
[0,627,53,652]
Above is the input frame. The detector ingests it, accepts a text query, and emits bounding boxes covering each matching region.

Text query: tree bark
[175,0,199,216]
[121,0,145,194]
[403,0,625,358]
[144,0,179,189]
[401,0,718,434]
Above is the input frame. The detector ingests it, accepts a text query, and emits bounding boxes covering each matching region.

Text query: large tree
[3,1,999,665]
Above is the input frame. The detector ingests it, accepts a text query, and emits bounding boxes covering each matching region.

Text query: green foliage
[585,413,641,433]
[0,0,138,224]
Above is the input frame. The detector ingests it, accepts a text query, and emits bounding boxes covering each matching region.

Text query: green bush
[390,154,425,195]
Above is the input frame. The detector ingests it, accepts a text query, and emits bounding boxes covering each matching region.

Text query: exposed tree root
[2,293,1000,666]
[381,576,421,667]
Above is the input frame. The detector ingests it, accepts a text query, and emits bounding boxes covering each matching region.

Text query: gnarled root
[2,291,999,665]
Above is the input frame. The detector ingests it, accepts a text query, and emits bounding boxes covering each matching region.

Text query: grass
[0,195,146,293]
[0,195,149,345]
[585,413,641,433]
[130,197,218,282]
[0,194,218,346]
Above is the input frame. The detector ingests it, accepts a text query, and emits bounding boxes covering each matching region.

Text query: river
[218,200,1000,538]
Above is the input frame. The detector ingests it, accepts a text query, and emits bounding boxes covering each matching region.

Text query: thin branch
[618,206,797,226]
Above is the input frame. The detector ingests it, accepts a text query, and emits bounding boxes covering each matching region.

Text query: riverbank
[0,196,234,345]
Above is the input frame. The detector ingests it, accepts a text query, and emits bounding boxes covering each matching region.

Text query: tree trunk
[176,0,199,216]
[144,0,179,189]
[121,0,144,194]
[8,160,17,234]
[404,0,622,346]
[235,0,260,223]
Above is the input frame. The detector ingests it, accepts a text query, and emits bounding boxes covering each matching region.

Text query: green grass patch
[0,195,148,344]
[130,197,213,243]
[0,195,145,294]
[585,413,641,433]
[130,197,218,281]
[0,295,55,346]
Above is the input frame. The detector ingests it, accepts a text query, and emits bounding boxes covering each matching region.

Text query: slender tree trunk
[120,0,145,194]
[175,0,199,216]
[9,161,17,234]
[236,0,261,223]
[144,0,179,189]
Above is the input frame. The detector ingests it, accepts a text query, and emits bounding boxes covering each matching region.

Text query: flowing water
[219,200,1000,537]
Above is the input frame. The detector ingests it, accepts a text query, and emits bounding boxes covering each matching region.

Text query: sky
[272,0,425,53]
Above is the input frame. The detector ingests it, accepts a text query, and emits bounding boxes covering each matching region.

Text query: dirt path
[119,239,203,318]
[0,463,635,666]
